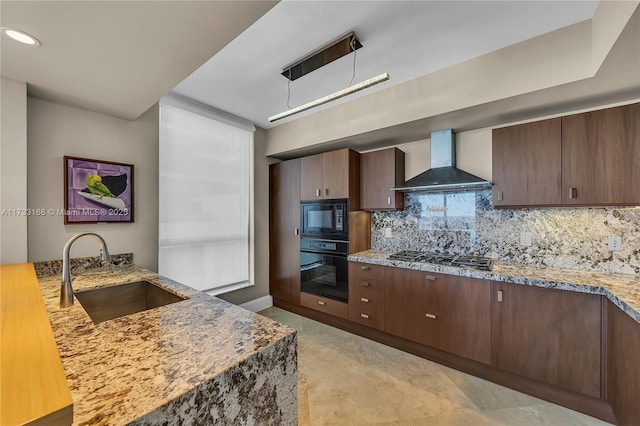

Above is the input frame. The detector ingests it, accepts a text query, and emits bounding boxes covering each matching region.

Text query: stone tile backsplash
[371,190,640,275]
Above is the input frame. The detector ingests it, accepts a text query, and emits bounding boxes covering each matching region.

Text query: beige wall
[219,127,276,305]
[26,98,159,271]
[0,77,28,264]
[364,127,492,183]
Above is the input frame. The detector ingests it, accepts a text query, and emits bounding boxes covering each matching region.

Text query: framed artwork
[64,156,134,224]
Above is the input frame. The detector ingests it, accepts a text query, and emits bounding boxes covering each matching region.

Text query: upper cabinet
[492,118,562,207]
[562,103,640,205]
[360,148,405,210]
[300,148,361,209]
[492,102,640,207]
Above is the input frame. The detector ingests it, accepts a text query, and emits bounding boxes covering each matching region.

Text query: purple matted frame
[63,156,134,224]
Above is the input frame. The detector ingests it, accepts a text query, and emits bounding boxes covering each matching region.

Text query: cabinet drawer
[349,292,384,313]
[300,293,348,319]
[349,278,385,299]
[349,262,387,288]
[349,308,385,331]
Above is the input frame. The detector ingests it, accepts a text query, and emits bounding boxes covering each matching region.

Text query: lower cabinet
[385,267,491,364]
[607,300,640,425]
[491,281,602,399]
[280,260,640,423]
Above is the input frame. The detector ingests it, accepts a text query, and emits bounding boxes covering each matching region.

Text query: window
[159,97,254,293]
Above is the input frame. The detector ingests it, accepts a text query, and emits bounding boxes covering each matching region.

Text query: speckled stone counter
[38,265,297,425]
[349,250,640,325]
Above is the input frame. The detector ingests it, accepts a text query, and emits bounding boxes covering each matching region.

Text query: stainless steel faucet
[60,232,111,308]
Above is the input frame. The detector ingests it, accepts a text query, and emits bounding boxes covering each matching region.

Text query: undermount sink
[75,280,187,324]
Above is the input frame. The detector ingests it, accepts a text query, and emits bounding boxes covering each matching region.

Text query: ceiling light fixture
[268,72,390,122]
[269,31,389,123]
[1,27,40,46]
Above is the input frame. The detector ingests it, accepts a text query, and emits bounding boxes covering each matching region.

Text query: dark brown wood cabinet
[562,103,640,205]
[607,301,640,425]
[269,159,301,304]
[360,148,405,210]
[491,282,602,398]
[492,118,562,206]
[385,268,491,364]
[300,148,361,209]
[492,102,640,207]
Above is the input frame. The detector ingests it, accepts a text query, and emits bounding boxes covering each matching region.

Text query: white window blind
[159,101,252,293]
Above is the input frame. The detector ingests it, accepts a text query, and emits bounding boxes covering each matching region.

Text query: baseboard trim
[240,295,273,312]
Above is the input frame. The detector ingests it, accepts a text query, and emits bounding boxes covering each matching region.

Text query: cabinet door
[269,159,301,304]
[562,103,640,205]
[300,154,323,200]
[322,149,350,199]
[360,148,405,210]
[491,282,601,398]
[386,268,491,364]
[385,268,438,345]
[492,118,562,206]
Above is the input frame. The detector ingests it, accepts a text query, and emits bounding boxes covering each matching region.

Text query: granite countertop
[349,250,640,324]
[38,265,296,425]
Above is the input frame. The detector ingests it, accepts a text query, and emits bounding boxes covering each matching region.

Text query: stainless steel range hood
[391,129,491,192]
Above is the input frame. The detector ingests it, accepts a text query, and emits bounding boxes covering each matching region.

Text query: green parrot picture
[86,175,116,198]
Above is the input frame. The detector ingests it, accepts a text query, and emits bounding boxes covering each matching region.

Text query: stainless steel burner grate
[388,250,494,271]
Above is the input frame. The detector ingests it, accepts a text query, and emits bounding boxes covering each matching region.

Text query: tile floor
[259,307,610,426]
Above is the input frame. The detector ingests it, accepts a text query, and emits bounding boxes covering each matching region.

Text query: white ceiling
[173,0,599,129]
[0,1,599,125]
[0,1,277,120]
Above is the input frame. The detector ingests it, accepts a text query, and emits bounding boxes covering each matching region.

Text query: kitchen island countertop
[37,265,297,425]
[349,250,640,325]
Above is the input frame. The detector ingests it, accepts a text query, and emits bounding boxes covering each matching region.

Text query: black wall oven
[300,199,348,240]
[300,239,349,303]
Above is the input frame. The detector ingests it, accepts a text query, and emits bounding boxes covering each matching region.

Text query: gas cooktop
[388,250,494,271]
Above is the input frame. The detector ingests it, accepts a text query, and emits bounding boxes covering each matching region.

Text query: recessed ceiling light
[1,27,40,46]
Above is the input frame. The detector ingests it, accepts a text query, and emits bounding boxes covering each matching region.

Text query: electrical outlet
[608,236,622,251]
[519,232,532,247]
[384,228,392,238]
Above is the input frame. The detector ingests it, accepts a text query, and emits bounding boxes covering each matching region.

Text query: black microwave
[300,200,348,240]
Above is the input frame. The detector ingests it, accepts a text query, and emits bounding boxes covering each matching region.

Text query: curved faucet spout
[60,232,111,308]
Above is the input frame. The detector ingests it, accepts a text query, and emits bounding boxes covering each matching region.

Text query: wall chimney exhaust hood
[391,129,491,192]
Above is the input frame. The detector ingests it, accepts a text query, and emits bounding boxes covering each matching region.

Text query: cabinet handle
[318,301,326,306]
[325,188,329,196]
[425,313,437,320]
[387,196,391,205]
[361,282,370,287]
[425,275,436,281]
[360,297,369,303]
[316,189,321,197]
[360,266,370,271]
[497,191,503,201]
[568,187,577,199]
[360,313,370,319]
[294,228,299,235]
[497,290,503,302]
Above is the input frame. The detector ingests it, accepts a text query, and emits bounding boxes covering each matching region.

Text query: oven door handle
[300,247,348,256]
